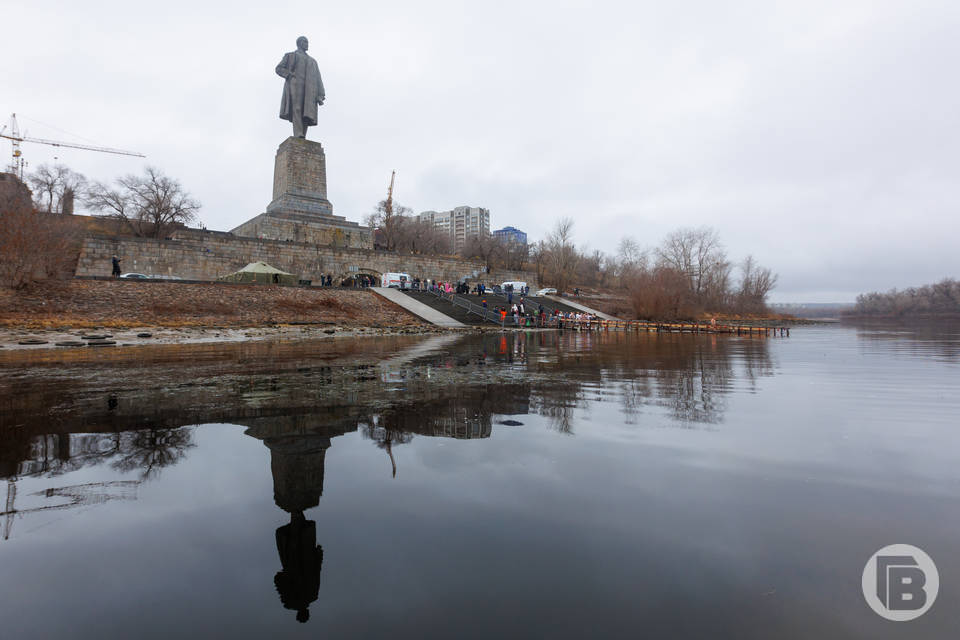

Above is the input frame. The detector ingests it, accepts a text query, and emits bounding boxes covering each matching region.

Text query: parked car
[536,287,557,296]
[119,273,149,279]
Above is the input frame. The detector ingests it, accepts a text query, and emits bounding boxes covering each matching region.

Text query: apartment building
[418,206,490,252]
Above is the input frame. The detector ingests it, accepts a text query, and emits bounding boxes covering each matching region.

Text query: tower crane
[384,170,396,217]
[2,478,140,541]
[0,113,145,180]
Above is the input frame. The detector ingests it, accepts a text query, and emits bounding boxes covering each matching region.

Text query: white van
[382,272,412,289]
[500,281,527,292]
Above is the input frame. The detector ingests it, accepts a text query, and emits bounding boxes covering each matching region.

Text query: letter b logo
[863,544,939,621]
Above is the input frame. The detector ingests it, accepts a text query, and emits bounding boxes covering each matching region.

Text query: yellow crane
[0,113,145,179]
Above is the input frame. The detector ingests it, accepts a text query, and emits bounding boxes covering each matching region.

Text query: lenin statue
[276,36,326,139]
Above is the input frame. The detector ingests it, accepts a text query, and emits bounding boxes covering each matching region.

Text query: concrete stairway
[400,290,495,326]
[454,291,592,318]
[371,287,465,327]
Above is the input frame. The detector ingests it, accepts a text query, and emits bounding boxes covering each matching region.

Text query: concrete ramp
[545,295,620,321]
[372,287,465,327]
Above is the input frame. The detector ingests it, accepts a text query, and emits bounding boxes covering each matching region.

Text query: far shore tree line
[848,278,960,318]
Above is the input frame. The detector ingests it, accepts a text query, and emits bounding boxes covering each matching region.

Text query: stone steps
[400,290,493,326]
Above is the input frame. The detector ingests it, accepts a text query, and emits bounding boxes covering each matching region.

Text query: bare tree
[365,200,412,251]
[501,239,529,271]
[86,167,200,239]
[737,255,778,312]
[398,217,451,255]
[530,240,548,285]
[615,236,648,286]
[460,233,502,271]
[655,226,729,308]
[27,164,87,213]
[543,218,579,294]
[0,180,81,288]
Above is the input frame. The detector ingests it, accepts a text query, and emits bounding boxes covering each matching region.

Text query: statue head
[296,36,309,51]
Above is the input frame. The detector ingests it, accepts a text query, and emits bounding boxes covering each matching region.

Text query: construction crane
[2,478,140,541]
[384,170,396,216]
[0,113,145,180]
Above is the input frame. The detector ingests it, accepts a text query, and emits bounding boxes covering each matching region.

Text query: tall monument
[229,37,371,249]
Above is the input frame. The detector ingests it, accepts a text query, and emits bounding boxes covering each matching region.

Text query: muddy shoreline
[0,323,501,352]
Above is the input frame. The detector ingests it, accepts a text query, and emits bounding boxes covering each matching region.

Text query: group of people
[486,298,548,327]
[317,274,378,287]
[503,283,531,296]
[553,310,599,329]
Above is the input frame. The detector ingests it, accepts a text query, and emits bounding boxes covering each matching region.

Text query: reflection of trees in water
[529,381,583,434]
[110,428,196,480]
[7,428,195,481]
[2,331,779,486]
[516,331,774,428]
[362,422,413,478]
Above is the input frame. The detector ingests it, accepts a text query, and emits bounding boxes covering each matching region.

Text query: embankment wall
[76,232,536,287]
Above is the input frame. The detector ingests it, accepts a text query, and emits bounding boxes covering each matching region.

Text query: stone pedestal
[230,137,374,249]
[266,137,333,217]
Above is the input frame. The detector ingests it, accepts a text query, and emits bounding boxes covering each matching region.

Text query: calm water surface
[1,325,958,639]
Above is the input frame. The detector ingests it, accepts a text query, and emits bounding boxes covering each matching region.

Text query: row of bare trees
[25,163,200,239]
[1,164,200,288]
[850,278,960,317]
[530,221,778,319]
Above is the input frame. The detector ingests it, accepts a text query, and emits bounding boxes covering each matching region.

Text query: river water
[0,325,958,638]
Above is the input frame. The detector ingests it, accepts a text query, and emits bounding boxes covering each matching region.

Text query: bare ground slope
[0,281,425,329]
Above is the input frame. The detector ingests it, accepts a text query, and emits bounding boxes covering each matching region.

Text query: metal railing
[412,287,530,327]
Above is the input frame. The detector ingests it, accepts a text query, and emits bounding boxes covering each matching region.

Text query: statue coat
[276,50,325,126]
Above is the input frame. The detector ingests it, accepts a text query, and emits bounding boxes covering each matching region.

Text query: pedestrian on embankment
[111,256,121,278]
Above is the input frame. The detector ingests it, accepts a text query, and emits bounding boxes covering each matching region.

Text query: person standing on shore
[111,256,121,278]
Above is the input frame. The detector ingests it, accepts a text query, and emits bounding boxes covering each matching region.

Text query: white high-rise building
[418,206,490,252]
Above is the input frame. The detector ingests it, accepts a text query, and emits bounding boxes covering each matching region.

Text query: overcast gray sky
[3,0,957,301]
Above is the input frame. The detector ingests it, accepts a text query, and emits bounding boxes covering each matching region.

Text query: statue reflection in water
[274,510,323,623]
[254,429,331,624]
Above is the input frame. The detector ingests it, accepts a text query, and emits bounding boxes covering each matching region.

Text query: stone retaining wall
[76,232,536,287]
